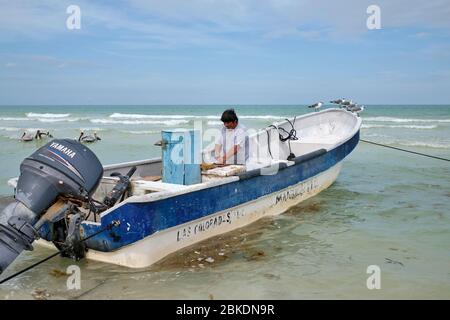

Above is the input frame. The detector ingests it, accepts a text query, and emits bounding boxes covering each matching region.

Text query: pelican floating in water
[20,131,34,142]
[307,101,323,112]
[35,130,48,140]
[40,130,53,139]
[79,131,101,143]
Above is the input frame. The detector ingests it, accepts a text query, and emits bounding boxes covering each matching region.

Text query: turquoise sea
[0,105,449,299]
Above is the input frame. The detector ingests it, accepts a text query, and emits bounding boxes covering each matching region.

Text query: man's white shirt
[215,123,248,165]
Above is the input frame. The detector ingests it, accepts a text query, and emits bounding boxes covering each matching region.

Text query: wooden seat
[138,175,161,182]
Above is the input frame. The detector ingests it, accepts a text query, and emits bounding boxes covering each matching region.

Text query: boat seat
[131,179,190,196]
[137,175,161,182]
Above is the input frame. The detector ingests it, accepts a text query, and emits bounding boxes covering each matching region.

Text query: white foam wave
[26,113,70,118]
[36,118,80,123]
[362,124,437,129]
[0,128,43,139]
[1,116,82,122]
[120,130,159,135]
[110,113,191,119]
[362,132,390,138]
[240,115,286,120]
[364,116,450,123]
[79,128,106,132]
[368,138,450,149]
[90,119,189,125]
[0,117,30,121]
[400,141,450,149]
[207,121,223,126]
[0,134,21,140]
[109,113,285,121]
[0,127,21,131]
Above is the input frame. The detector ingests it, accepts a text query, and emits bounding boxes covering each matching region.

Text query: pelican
[20,131,34,142]
[307,101,323,112]
[79,131,101,143]
[35,130,53,139]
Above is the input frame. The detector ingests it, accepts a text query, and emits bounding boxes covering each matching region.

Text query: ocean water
[0,105,449,299]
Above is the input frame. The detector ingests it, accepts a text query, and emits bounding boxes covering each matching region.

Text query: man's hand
[215,156,225,164]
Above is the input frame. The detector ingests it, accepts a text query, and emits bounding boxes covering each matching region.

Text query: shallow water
[0,105,449,299]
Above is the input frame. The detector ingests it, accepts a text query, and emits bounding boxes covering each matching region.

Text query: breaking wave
[207,121,223,126]
[362,124,437,129]
[109,113,285,121]
[0,117,30,121]
[26,113,70,118]
[90,119,190,125]
[120,130,160,135]
[364,117,450,123]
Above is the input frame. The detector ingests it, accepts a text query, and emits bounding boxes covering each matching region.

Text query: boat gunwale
[84,109,361,224]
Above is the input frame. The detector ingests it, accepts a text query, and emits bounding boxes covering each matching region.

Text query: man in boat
[214,109,249,165]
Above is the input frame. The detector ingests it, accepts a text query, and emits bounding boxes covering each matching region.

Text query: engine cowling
[0,139,103,274]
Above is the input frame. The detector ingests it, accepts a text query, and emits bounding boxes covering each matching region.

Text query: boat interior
[8,109,361,221]
[97,109,359,196]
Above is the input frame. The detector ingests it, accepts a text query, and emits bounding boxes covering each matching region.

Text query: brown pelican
[79,131,101,143]
[20,131,34,142]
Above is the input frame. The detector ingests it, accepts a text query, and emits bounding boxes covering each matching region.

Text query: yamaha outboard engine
[0,139,103,274]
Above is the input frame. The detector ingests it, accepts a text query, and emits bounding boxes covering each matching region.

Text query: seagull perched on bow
[340,99,353,106]
[330,98,346,105]
[347,104,365,114]
[307,101,323,112]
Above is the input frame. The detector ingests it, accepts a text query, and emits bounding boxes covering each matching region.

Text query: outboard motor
[0,139,103,274]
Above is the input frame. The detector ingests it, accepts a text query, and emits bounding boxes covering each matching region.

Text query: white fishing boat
[0,108,361,273]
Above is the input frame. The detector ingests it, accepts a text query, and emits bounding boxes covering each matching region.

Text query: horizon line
[1,104,450,107]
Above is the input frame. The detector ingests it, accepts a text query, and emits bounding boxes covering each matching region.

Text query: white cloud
[87,0,450,47]
[0,0,449,48]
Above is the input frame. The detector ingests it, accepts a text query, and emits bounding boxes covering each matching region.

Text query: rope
[0,221,120,285]
[360,139,450,162]
[266,117,298,160]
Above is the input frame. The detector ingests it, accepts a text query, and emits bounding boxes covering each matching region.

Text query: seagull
[341,99,353,106]
[346,104,365,114]
[330,98,346,105]
[353,105,365,112]
[307,101,323,112]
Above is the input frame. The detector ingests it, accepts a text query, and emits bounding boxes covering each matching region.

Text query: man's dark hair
[221,109,238,123]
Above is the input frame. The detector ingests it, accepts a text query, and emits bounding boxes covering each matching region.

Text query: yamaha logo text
[49,142,77,159]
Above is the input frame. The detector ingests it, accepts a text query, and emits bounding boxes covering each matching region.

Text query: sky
[1,0,450,105]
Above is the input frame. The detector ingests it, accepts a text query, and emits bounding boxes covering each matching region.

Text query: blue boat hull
[70,130,360,253]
